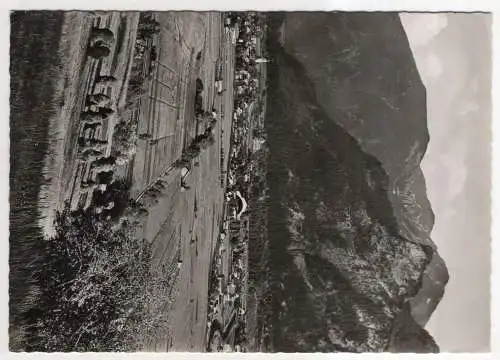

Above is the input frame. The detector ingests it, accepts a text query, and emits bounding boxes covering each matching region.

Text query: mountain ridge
[277,11,449,331]
[262,12,449,352]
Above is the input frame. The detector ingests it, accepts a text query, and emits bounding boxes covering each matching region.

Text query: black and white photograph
[9,9,492,353]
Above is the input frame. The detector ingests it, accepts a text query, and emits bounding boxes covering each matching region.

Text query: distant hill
[263,12,448,352]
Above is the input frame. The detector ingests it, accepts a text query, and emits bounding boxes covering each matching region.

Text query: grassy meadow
[9,11,66,350]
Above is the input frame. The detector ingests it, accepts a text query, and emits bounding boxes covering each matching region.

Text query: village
[204,12,268,352]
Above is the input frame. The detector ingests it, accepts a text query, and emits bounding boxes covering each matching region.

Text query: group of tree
[253,127,267,141]
[196,111,217,132]
[125,70,148,107]
[195,79,204,116]
[138,12,161,40]
[174,126,216,168]
[87,27,115,59]
[112,119,138,160]
[21,206,170,351]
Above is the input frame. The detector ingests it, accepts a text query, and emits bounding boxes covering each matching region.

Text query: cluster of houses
[206,12,268,353]
[206,213,249,352]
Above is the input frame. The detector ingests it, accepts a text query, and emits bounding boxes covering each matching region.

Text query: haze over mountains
[263,12,448,352]
[400,13,491,352]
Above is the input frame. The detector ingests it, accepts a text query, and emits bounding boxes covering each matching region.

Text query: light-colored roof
[235,191,248,220]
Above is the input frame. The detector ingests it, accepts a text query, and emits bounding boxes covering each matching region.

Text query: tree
[79,148,103,161]
[126,86,147,107]
[150,46,158,62]
[138,15,161,39]
[96,75,118,84]
[87,93,111,107]
[92,163,115,174]
[91,156,117,168]
[81,110,110,122]
[138,26,160,40]
[139,133,153,140]
[125,73,148,107]
[81,121,102,134]
[78,137,107,147]
[195,94,204,116]
[79,142,107,161]
[196,78,204,93]
[114,147,137,165]
[253,128,266,140]
[197,132,216,149]
[96,106,114,116]
[92,179,131,219]
[173,130,216,168]
[88,43,111,59]
[90,27,115,45]
[25,208,156,351]
[113,120,137,149]
[173,145,200,168]
[209,117,218,129]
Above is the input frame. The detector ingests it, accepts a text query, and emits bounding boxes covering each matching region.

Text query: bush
[24,208,159,351]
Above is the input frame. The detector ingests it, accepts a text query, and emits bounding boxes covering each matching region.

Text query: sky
[399,13,492,352]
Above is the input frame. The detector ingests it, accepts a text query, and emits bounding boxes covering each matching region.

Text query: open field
[10,12,66,347]
[10,10,142,349]
[165,19,238,351]
[130,12,237,351]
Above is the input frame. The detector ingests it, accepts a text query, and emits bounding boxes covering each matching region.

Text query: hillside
[262,12,448,352]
